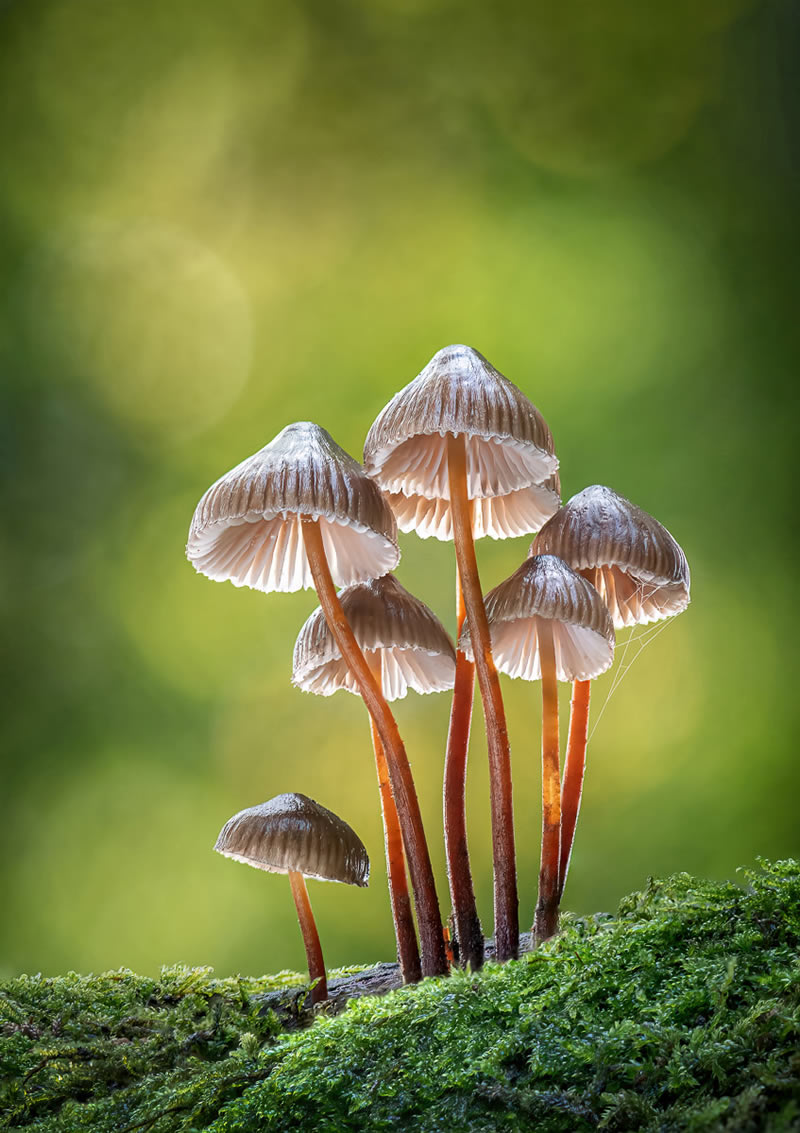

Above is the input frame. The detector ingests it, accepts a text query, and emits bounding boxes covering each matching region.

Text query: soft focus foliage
[2,861,799,1130]
[0,0,798,978]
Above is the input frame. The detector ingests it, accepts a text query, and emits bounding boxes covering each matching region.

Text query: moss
[2,861,799,1131]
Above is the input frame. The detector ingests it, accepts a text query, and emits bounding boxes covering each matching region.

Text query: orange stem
[288,870,327,1004]
[367,662,422,984]
[443,567,484,970]
[558,679,591,900]
[301,517,448,978]
[533,617,561,942]
[447,433,518,962]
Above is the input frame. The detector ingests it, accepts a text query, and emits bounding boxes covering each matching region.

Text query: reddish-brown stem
[446,433,518,962]
[288,870,327,1004]
[367,661,422,984]
[301,517,448,978]
[533,617,561,942]
[558,679,591,900]
[443,566,484,970]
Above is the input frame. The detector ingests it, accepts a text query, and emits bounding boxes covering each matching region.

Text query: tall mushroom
[293,573,457,984]
[532,485,691,899]
[187,422,448,977]
[459,553,615,942]
[365,345,560,963]
[214,793,369,1004]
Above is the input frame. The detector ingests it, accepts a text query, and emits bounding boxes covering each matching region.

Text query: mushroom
[187,422,448,977]
[532,485,690,899]
[214,793,369,1004]
[459,553,615,942]
[364,345,560,963]
[293,573,457,983]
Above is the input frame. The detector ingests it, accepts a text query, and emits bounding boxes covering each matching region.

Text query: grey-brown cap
[186,422,399,593]
[532,485,690,628]
[214,793,370,886]
[293,573,456,701]
[364,345,560,540]
[459,553,615,682]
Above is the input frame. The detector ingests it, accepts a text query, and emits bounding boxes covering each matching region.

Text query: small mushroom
[214,793,369,1004]
[532,485,690,900]
[293,573,457,983]
[365,345,560,963]
[460,553,614,943]
[188,422,448,978]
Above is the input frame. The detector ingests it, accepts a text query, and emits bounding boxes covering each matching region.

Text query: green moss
[2,861,799,1131]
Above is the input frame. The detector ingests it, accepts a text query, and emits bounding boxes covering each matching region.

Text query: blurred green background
[1,0,797,980]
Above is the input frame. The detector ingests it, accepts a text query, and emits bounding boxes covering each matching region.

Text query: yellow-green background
[1,0,797,979]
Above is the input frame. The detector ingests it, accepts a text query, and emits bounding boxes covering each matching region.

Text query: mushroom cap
[186,422,399,593]
[293,573,456,701]
[532,485,690,628]
[363,345,560,539]
[214,793,370,885]
[459,553,615,682]
[386,471,561,542]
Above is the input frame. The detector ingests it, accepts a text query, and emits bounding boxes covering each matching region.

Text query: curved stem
[558,679,591,901]
[533,617,561,942]
[443,567,484,970]
[367,661,422,984]
[288,870,327,1004]
[446,433,518,962]
[301,517,448,978]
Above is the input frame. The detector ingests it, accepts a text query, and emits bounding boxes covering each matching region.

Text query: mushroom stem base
[301,517,448,979]
[447,432,518,963]
[444,568,484,970]
[288,870,327,1005]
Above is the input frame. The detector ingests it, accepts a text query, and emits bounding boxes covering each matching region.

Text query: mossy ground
[2,861,799,1131]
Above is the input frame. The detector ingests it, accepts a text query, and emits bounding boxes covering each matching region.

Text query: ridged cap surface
[186,422,399,593]
[293,574,456,701]
[532,485,690,628]
[214,793,370,885]
[460,553,615,682]
[363,346,559,539]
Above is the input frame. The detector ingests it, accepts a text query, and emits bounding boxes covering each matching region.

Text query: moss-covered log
[2,860,799,1131]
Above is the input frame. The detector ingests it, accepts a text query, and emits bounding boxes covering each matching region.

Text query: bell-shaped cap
[364,345,560,540]
[460,553,615,682]
[214,793,370,886]
[532,485,690,628]
[293,573,456,701]
[187,422,399,593]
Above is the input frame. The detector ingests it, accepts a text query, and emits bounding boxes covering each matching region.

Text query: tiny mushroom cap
[460,554,615,682]
[214,793,370,887]
[532,485,690,628]
[364,345,561,539]
[187,422,399,593]
[293,573,456,701]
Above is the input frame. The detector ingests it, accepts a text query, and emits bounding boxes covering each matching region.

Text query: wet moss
[2,860,799,1131]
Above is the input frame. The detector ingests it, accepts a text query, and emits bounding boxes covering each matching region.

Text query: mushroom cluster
[188,344,690,994]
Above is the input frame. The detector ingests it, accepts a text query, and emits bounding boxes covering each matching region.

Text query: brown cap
[459,553,615,682]
[186,422,399,593]
[214,793,370,886]
[363,345,560,539]
[532,485,690,628]
[293,573,456,701]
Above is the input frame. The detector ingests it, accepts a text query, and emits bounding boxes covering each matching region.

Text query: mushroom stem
[367,663,423,985]
[558,679,591,900]
[300,516,449,978]
[533,617,561,943]
[446,432,518,963]
[288,869,327,1005]
[443,567,484,970]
